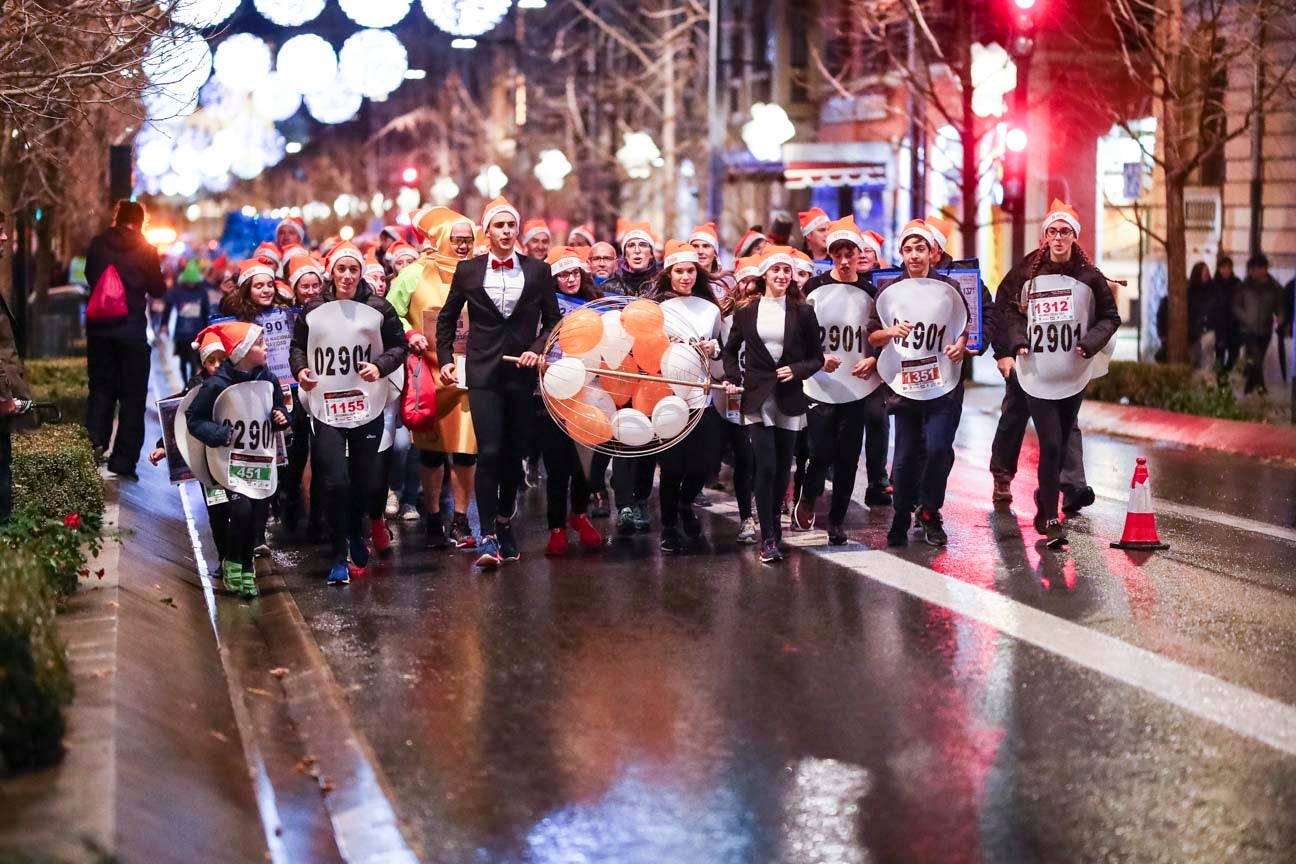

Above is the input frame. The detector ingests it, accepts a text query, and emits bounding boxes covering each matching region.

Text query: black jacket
[185,362,288,449]
[865,272,969,359]
[84,225,166,339]
[289,279,407,381]
[722,298,824,417]
[803,269,879,299]
[435,252,561,390]
[601,260,660,298]
[992,250,1120,359]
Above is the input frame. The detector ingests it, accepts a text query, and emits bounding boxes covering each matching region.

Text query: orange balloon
[632,331,669,375]
[555,398,613,447]
[622,298,665,340]
[558,308,604,356]
[600,357,639,406]
[631,380,672,416]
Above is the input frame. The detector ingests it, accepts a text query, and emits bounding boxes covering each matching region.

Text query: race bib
[1018,274,1099,400]
[174,388,214,488]
[875,277,968,401]
[303,300,388,428]
[712,314,744,423]
[203,484,228,506]
[804,283,881,403]
[206,380,279,500]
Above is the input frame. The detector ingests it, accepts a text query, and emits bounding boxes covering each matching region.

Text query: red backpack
[85,265,128,323]
[401,351,439,433]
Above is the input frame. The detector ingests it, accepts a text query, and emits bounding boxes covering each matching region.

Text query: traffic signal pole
[1010,50,1030,263]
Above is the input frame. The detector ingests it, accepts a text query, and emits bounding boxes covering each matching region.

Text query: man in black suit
[436,197,560,568]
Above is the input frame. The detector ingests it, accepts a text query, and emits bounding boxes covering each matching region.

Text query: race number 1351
[900,356,941,391]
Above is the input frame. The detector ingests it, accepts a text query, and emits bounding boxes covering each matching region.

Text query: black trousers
[1025,392,1084,522]
[85,332,151,473]
[750,424,798,543]
[715,416,754,521]
[279,397,312,525]
[588,451,611,495]
[204,491,230,563]
[611,455,656,510]
[802,389,888,524]
[657,412,718,528]
[0,423,11,524]
[989,370,1088,490]
[312,415,384,560]
[467,385,534,529]
[1241,331,1272,393]
[538,412,591,529]
[225,492,269,570]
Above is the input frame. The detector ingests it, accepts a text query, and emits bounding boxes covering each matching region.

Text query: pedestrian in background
[161,259,211,382]
[1234,253,1283,394]
[1208,256,1241,378]
[84,199,166,480]
[0,209,31,525]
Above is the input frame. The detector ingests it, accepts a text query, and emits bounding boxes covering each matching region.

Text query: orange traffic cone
[1111,457,1169,551]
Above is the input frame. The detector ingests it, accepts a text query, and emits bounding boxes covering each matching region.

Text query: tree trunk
[1164,173,1189,364]
[661,5,678,236]
[957,8,977,260]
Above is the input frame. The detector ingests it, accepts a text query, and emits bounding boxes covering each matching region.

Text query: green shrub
[11,425,104,526]
[23,358,88,425]
[1086,361,1265,422]
[0,548,72,775]
[1,508,103,599]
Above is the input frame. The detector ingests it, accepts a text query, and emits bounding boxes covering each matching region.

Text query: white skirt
[743,396,806,432]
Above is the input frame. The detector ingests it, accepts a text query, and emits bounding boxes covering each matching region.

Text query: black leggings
[312,415,384,560]
[803,397,866,524]
[656,412,718,528]
[369,447,393,523]
[226,492,269,570]
[205,495,229,562]
[1025,392,1084,522]
[715,416,754,521]
[611,455,655,510]
[750,425,798,543]
[538,412,591,529]
[467,386,534,529]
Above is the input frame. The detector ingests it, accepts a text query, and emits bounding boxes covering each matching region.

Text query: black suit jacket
[722,298,824,417]
[436,253,561,389]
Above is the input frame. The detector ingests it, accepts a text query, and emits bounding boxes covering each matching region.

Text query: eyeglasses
[1045,227,1075,239]
[449,236,474,245]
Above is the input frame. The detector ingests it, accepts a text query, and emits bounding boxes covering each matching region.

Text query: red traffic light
[1005,127,1028,153]
[401,166,419,185]
[1014,0,1037,9]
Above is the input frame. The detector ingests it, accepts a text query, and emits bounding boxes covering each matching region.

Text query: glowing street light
[430,175,460,204]
[474,164,509,198]
[534,149,573,191]
[742,103,795,162]
[616,131,660,180]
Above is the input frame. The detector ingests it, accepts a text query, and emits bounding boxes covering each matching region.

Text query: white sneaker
[736,517,758,544]
[399,503,420,521]
[384,490,400,518]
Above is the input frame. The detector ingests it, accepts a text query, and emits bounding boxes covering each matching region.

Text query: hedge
[23,358,88,426]
[1085,361,1266,422]
[11,424,104,527]
[0,548,72,775]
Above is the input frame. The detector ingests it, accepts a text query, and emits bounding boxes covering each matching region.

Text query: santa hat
[546,246,585,277]
[824,216,865,252]
[792,249,815,275]
[481,196,520,230]
[734,255,761,282]
[898,219,936,248]
[236,257,275,286]
[325,240,364,273]
[521,219,551,245]
[925,216,955,251]
[757,244,795,275]
[663,239,700,270]
[380,225,403,243]
[364,252,385,278]
[254,241,282,269]
[734,228,766,260]
[861,230,884,258]
[276,216,305,244]
[568,223,596,246]
[193,321,263,365]
[287,255,324,289]
[318,236,342,260]
[615,217,631,244]
[280,243,309,267]
[620,221,655,249]
[1042,199,1082,237]
[192,329,227,363]
[798,207,830,235]
[576,246,592,272]
[688,222,720,249]
[387,241,419,267]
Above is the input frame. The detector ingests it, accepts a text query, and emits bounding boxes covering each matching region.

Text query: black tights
[1025,392,1084,522]
[538,413,591,529]
[467,386,533,530]
[312,415,384,561]
[226,492,269,570]
[750,425,798,543]
[714,416,754,521]
[656,413,717,528]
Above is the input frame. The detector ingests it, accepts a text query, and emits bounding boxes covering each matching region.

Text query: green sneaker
[221,560,243,595]
[240,564,259,599]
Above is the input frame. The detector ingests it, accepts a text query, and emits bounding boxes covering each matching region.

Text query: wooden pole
[502,355,744,393]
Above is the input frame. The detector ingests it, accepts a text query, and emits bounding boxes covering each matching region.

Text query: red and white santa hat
[546,246,586,276]
[861,230,884,258]
[254,241,282,269]
[193,321,263,365]
[825,215,865,251]
[798,207,830,235]
[287,254,324,289]
[792,249,815,275]
[325,240,365,274]
[925,216,955,251]
[688,222,720,250]
[663,239,701,270]
[614,217,631,245]
[364,252,385,278]
[280,243,309,266]
[898,219,936,248]
[1042,198,1082,237]
[237,257,276,286]
[734,255,761,282]
[276,216,305,244]
[192,329,228,362]
[481,196,521,230]
[521,219,551,245]
[757,244,795,275]
[734,228,766,260]
[620,221,655,249]
[568,223,596,246]
[386,241,419,268]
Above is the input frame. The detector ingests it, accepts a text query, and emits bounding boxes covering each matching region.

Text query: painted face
[487,215,517,253]
[765,263,793,294]
[202,352,226,374]
[332,259,362,299]
[900,237,931,278]
[1044,220,1076,260]
[556,268,583,295]
[806,223,829,256]
[690,240,717,271]
[295,273,323,305]
[829,244,860,279]
[670,262,698,296]
[589,244,617,278]
[248,274,276,308]
[624,239,653,271]
[525,234,551,259]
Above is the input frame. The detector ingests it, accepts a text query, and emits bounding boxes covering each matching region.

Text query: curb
[1078,400,1296,465]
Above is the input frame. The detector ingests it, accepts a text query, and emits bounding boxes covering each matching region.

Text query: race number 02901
[222,418,274,450]
[1030,322,1082,354]
[312,344,374,377]
[891,319,948,352]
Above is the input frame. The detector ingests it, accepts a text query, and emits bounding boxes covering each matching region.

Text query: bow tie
[491,257,515,271]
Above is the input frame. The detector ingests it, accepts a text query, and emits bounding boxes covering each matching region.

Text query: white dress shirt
[483,251,525,318]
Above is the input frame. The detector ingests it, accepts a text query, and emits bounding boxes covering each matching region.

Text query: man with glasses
[588,242,618,284]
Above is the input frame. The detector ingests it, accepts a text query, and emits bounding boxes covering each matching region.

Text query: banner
[804,282,882,403]
[173,387,214,487]
[872,260,984,352]
[301,299,389,428]
[206,380,278,500]
[158,393,193,484]
[1016,274,1103,399]
[208,307,298,393]
[875,277,969,401]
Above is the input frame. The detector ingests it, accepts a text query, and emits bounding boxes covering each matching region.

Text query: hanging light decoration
[137,137,174,178]
[430,175,460,204]
[421,0,512,37]
[162,0,240,29]
[305,86,364,125]
[213,34,272,94]
[616,131,660,179]
[741,103,795,162]
[534,149,572,191]
[339,0,413,28]
[142,28,212,97]
[143,85,200,121]
[253,71,303,122]
[276,34,338,96]
[474,164,508,198]
[252,0,326,27]
[338,29,409,99]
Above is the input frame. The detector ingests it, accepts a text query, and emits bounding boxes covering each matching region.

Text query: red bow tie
[491,257,514,271]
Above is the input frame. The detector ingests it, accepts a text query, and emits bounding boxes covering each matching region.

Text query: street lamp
[534,149,573,191]
[430,175,460,204]
[474,164,508,198]
[742,103,795,162]
[616,132,661,180]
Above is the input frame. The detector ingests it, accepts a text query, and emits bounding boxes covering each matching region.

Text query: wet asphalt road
[269,381,1296,864]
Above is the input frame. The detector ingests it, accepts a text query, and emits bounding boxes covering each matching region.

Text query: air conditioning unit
[1183,186,1221,234]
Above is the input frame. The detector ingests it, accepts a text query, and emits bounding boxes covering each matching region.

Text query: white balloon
[611,408,653,447]
[542,357,589,401]
[661,342,707,401]
[650,396,690,439]
[598,311,636,368]
[577,384,616,420]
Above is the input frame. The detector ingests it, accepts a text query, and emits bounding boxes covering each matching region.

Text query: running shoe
[693,492,712,508]
[544,528,569,557]
[918,509,948,546]
[759,539,780,563]
[827,522,848,546]
[475,535,502,569]
[221,560,243,595]
[569,513,603,549]
[348,533,370,569]
[328,560,351,585]
[1061,485,1096,514]
[370,518,392,555]
[864,487,893,507]
[631,500,651,533]
[887,512,910,547]
[660,526,685,553]
[497,522,520,562]
[425,513,449,550]
[617,506,636,534]
[590,491,610,518]
[678,507,703,540]
[384,490,400,518]
[993,477,1013,504]
[450,513,476,549]
[791,499,815,531]
[400,503,421,521]
[736,517,759,544]
[1045,519,1068,549]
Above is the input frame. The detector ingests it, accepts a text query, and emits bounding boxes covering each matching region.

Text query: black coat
[84,225,166,339]
[992,251,1120,359]
[435,252,561,390]
[722,297,824,417]
[289,279,407,380]
[185,362,288,449]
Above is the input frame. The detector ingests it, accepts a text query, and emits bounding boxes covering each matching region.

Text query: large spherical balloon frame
[515,295,729,458]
